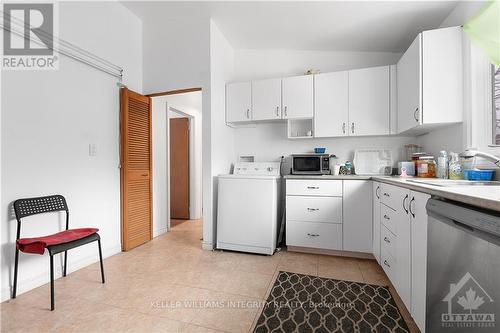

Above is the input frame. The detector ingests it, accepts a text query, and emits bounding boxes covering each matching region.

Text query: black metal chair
[12,195,105,310]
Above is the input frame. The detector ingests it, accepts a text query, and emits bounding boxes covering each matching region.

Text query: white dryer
[217,162,282,255]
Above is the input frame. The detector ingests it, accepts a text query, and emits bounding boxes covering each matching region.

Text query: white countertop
[284,175,500,212]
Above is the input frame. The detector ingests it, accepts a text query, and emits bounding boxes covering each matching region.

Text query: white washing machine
[217,162,282,255]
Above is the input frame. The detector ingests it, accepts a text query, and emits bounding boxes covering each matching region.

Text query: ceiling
[123,1,459,52]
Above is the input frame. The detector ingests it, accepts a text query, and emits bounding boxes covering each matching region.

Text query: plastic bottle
[437,151,449,179]
[448,152,464,180]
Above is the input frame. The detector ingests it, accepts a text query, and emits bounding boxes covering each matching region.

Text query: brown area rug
[254,271,410,333]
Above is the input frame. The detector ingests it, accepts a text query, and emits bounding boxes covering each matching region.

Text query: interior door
[348,66,390,136]
[170,117,190,219]
[120,88,152,251]
[314,71,349,137]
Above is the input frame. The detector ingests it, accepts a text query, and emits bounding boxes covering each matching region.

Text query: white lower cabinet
[372,182,381,263]
[343,180,372,253]
[286,221,343,250]
[285,179,372,254]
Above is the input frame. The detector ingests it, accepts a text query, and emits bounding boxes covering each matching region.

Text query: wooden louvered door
[120,88,152,251]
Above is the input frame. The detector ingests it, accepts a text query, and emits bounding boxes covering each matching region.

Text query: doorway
[150,90,203,237]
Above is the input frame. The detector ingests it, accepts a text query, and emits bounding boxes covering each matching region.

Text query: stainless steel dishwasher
[426,199,500,333]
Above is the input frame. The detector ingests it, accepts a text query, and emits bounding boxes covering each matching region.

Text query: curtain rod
[1,10,123,80]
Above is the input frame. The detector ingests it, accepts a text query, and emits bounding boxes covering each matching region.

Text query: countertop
[284,175,500,212]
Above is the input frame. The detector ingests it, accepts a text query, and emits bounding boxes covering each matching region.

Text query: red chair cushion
[17,228,99,255]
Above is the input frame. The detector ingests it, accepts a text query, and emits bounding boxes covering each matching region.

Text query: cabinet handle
[276,106,280,117]
[409,197,416,218]
[403,194,409,214]
[383,237,390,243]
[307,233,319,237]
[383,192,390,197]
[383,214,390,220]
[284,106,288,117]
[246,109,250,119]
[414,107,419,122]
[307,186,319,189]
[383,260,391,268]
[351,122,355,134]
[376,186,380,199]
[342,122,346,134]
[307,208,319,212]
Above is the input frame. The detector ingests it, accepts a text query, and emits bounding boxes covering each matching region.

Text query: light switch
[89,143,97,157]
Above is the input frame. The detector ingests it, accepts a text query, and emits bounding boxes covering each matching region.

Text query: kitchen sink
[407,179,500,187]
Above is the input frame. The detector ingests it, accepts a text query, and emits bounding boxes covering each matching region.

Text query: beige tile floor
[1,219,419,333]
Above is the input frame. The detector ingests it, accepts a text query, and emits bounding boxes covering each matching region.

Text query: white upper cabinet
[226,82,252,123]
[282,75,314,119]
[252,78,282,121]
[343,180,373,253]
[397,26,463,134]
[314,71,349,137]
[348,66,390,136]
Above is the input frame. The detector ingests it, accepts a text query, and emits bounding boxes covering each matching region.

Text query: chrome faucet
[459,150,500,167]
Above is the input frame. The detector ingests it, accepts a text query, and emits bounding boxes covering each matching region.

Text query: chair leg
[50,254,55,311]
[97,239,105,284]
[63,251,67,277]
[12,249,19,298]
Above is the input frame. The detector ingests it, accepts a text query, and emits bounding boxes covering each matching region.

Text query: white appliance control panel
[233,162,281,176]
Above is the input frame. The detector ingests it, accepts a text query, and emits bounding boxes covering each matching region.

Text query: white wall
[0,2,142,301]
[209,21,235,246]
[151,92,203,239]
[231,49,415,165]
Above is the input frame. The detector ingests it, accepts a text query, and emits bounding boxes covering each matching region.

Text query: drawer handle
[383,237,390,243]
[383,260,391,268]
[307,186,319,189]
[383,192,390,197]
[307,208,319,212]
[383,215,390,220]
[307,233,319,237]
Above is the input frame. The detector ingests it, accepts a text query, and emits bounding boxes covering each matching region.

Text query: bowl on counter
[464,169,494,181]
[314,147,326,154]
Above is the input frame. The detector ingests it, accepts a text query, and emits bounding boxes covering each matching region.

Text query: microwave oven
[291,154,331,175]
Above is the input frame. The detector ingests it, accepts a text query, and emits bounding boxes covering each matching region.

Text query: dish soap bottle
[437,151,449,179]
[448,152,463,180]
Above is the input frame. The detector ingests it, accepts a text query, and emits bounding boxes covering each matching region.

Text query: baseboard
[201,241,214,251]
[153,227,168,238]
[1,243,121,302]
[287,246,375,260]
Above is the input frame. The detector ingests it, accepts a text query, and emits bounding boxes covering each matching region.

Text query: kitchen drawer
[380,183,407,211]
[381,248,397,283]
[286,220,343,250]
[286,196,342,223]
[286,180,342,197]
[381,203,397,235]
[381,225,396,259]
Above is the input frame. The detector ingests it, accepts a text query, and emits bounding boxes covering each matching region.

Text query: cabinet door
[397,34,422,133]
[348,66,390,136]
[395,188,411,311]
[226,82,252,123]
[252,78,282,121]
[282,75,313,119]
[343,180,372,253]
[314,71,349,137]
[410,191,431,333]
[372,182,381,263]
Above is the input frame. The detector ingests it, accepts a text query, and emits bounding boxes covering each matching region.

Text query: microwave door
[293,157,320,174]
